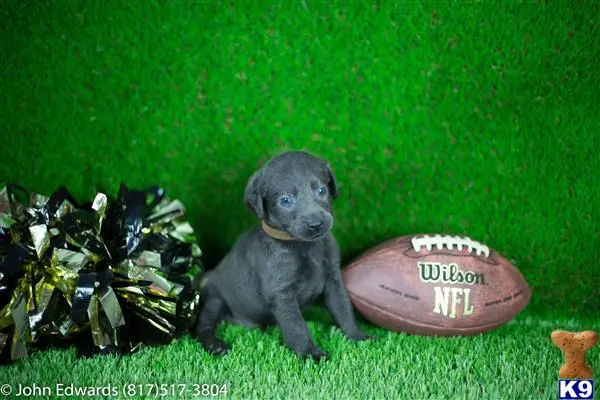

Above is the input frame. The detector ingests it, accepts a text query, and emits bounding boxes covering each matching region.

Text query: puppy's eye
[317,186,328,196]
[279,195,295,207]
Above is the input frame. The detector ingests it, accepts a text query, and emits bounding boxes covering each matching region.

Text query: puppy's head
[244,151,338,242]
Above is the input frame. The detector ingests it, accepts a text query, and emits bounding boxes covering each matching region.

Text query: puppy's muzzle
[303,217,331,238]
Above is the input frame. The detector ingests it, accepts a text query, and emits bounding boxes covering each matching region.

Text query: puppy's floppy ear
[244,170,265,219]
[325,163,338,199]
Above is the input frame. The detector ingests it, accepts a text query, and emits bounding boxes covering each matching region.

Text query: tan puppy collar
[261,221,295,241]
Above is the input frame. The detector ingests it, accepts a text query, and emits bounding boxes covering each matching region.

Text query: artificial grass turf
[0,0,599,398]
[1,307,599,399]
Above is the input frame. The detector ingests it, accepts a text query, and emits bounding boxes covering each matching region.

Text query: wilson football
[342,234,531,336]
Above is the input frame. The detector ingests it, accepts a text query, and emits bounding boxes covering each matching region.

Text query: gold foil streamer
[168,221,196,243]
[135,251,162,268]
[118,291,175,334]
[87,294,106,347]
[28,279,55,339]
[115,259,147,281]
[10,293,29,360]
[0,302,14,330]
[52,248,89,271]
[29,224,50,259]
[148,199,185,224]
[91,193,108,231]
[44,264,79,303]
[54,200,76,220]
[56,312,80,337]
[29,193,50,209]
[98,286,125,329]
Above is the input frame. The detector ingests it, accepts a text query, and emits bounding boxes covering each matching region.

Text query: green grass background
[0,0,599,398]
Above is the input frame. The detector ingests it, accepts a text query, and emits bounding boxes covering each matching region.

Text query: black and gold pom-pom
[0,183,202,364]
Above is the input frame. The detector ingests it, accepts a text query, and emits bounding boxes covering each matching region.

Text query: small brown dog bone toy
[551,329,598,379]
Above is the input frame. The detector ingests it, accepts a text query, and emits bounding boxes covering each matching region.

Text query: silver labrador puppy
[194,151,374,362]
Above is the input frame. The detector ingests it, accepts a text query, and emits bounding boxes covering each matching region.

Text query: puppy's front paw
[301,346,329,363]
[199,334,231,356]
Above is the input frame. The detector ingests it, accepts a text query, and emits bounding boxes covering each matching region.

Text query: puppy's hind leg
[195,294,231,356]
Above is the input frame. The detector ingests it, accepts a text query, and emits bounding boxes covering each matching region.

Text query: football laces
[411,234,490,258]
